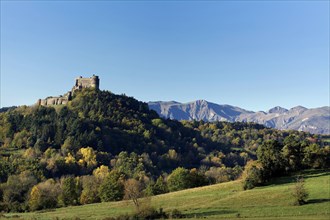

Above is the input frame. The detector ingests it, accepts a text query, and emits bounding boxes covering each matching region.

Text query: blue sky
[1,1,329,111]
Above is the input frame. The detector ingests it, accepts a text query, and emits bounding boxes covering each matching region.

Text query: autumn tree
[124,179,144,209]
[79,175,100,204]
[28,179,60,211]
[77,147,97,173]
[242,160,264,190]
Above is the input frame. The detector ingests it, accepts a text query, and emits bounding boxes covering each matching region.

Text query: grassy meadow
[2,170,329,220]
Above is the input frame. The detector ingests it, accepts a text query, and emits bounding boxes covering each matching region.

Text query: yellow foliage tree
[78,147,97,168]
[28,185,42,211]
[93,165,110,182]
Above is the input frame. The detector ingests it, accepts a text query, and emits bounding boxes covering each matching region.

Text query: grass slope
[3,170,330,220]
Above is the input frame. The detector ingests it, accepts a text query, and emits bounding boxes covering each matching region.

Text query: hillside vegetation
[0,89,329,213]
[3,170,329,220]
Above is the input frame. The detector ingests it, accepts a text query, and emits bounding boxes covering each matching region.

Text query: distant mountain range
[148,100,330,134]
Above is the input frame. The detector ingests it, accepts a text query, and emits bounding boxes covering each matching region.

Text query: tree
[242,160,264,190]
[152,176,168,195]
[77,147,97,173]
[3,171,37,212]
[0,160,12,183]
[292,176,308,205]
[28,179,60,211]
[79,175,100,204]
[189,168,208,187]
[257,140,284,180]
[167,167,192,192]
[282,135,304,171]
[124,179,144,209]
[93,165,110,182]
[303,143,328,169]
[98,170,124,202]
[58,176,79,206]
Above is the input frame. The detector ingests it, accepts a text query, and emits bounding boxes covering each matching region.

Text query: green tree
[282,135,304,171]
[3,171,37,212]
[167,167,192,192]
[257,140,284,180]
[0,160,12,183]
[303,143,328,168]
[153,176,169,195]
[59,176,79,206]
[98,170,124,202]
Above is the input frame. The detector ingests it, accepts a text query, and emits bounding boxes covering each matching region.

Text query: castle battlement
[37,75,99,106]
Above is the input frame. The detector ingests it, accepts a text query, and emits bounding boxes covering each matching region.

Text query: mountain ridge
[148,100,330,134]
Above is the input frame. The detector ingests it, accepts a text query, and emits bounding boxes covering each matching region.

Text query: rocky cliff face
[148,100,330,134]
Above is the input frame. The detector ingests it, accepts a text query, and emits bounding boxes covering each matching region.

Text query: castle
[37,75,99,106]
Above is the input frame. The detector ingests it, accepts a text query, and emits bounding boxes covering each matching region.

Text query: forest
[0,89,329,212]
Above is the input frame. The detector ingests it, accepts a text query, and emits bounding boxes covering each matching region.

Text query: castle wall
[72,75,99,92]
[37,75,99,106]
[77,78,93,88]
[38,96,69,106]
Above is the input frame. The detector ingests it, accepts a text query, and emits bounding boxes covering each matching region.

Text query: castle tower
[91,74,100,89]
[72,74,100,92]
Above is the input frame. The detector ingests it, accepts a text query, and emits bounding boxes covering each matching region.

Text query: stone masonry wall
[37,75,99,106]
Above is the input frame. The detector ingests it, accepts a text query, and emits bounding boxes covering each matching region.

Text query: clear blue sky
[1,1,329,111]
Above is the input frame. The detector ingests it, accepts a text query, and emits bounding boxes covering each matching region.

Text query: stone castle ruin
[37,75,99,106]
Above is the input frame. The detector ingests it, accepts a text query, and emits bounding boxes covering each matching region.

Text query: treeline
[242,137,329,190]
[0,89,328,212]
[0,165,208,212]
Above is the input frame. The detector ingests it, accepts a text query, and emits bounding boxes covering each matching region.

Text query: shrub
[292,176,309,205]
[170,209,184,218]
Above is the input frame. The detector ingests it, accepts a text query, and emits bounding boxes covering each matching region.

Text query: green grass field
[3,170,330,220]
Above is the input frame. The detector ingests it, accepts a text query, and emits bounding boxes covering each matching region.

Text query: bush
[170,209,184,218]
[292,176,308,205]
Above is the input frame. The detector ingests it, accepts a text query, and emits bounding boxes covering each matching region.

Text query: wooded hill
[0,89,329,212]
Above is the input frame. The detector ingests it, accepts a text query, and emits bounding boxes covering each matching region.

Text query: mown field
[3,170,330,220]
